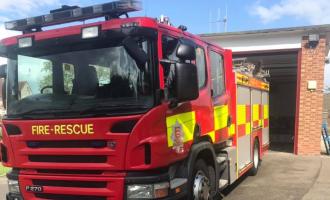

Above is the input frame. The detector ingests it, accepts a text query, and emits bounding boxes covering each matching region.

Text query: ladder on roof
[322,121,330,155]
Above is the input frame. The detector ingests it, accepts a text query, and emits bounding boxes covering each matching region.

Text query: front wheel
[250,139,260,176]
[190,159,216,200]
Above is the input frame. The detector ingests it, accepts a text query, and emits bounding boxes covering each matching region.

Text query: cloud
[0,20,19,40]
[0,0,60,16]
[0,0,80,64]
[0,0,62,40]
[252,0,330,24]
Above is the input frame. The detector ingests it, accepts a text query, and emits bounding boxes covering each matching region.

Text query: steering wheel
[40,85,53,94]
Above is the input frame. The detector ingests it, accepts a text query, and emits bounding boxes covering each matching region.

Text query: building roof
[199,24,330,53]
[200,24,330,38]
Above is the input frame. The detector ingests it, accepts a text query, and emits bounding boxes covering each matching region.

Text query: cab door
[209,49,232,143]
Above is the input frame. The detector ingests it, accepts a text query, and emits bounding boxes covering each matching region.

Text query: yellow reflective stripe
[214,105,228,130]
[207,131,216,142]
[245,122,251,135]
[263,105,269,120]
[229,124,236,136]
[237,105,246,125]
[253,104,259,122]
[166,111,196,147]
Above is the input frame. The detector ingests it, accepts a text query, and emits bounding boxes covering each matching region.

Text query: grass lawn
[0,165,10,176]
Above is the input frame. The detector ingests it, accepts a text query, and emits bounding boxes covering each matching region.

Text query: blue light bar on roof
[4,0,142,32]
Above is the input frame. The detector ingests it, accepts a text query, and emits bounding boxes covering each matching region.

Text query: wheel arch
[253,136,261,160]
[186,141,219,194]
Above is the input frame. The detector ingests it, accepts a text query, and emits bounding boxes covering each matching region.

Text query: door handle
[227,115,232,127]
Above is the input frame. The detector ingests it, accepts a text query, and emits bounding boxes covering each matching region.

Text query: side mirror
[122,37,148,70]
[174,63,199,103]
[176,41,196,61]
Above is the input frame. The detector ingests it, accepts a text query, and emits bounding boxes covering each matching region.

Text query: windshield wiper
[78,103,149,115]
[10,103,150,118]
[17,108,73,116]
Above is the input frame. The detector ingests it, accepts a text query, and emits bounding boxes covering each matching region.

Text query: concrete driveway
[223,151,330,200]
[0,152,330,200]
[0,177,7,198]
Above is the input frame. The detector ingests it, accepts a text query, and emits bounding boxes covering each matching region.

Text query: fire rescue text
[31,124,94,135]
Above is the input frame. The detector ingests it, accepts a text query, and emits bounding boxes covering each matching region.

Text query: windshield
[6,37,154,118]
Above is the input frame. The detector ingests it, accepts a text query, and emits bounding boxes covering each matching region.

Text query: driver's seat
[72,66,98,96]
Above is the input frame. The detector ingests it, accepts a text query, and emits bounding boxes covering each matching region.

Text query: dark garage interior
[234,52,298,153]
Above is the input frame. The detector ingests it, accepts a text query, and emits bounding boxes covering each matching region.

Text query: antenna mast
[209,4,228,33]
[209,10,213,33]
[224,4,228,32]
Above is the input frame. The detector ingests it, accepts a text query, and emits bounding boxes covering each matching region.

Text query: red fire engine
[0,1,269,199]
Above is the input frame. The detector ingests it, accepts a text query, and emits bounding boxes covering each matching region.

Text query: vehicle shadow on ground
[221,173,249,198]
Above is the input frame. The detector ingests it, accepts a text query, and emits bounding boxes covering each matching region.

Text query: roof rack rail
[4,0,142,33]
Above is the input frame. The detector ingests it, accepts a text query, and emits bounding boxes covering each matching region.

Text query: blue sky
[1,0,330,34]
[0,0,329,87]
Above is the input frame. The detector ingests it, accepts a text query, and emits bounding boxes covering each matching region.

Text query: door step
[216,156,227,164]
[219,179,229,190]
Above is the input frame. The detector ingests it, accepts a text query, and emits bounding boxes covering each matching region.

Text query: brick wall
[297,35,326,155]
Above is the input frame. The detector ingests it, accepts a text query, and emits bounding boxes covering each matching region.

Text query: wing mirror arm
[0,65,7,109]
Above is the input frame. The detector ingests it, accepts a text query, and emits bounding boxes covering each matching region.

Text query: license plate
[25,185,43,193]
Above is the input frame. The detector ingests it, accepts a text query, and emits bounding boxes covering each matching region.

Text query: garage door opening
[234,51,298,153]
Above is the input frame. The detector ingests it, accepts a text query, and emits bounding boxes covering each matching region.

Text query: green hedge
[0,165,10,176]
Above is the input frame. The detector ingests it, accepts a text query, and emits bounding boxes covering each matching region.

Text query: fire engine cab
[0,1,269,199]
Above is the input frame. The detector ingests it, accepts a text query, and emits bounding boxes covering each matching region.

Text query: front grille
[32,179,107,188]
[27,140,107,148]
[28,155,107,163]
[35,193,106,200]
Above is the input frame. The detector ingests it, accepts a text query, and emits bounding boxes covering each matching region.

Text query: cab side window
[162,36,179,85]
[162,36,179,62]
[162,36,179,99]
[196,47,206,89]
[210,51,225,96]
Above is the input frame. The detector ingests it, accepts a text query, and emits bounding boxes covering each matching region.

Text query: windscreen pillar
[296,35,327,155]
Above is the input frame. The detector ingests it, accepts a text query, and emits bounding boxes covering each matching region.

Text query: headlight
[18,37,33,48]
[8,179,20,194]
[81,26,99,39]
[127,182,169,199]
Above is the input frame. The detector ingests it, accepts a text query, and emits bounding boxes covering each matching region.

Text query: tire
[250,139,260,176]
[189,159,216,200]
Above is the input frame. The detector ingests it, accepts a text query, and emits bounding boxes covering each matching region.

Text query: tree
[39,62,74,94]
[39,61,52,91]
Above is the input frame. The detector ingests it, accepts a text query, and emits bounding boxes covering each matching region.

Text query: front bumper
[6,193,23,200]
[6,169,187,200]
[125,171,187,200]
